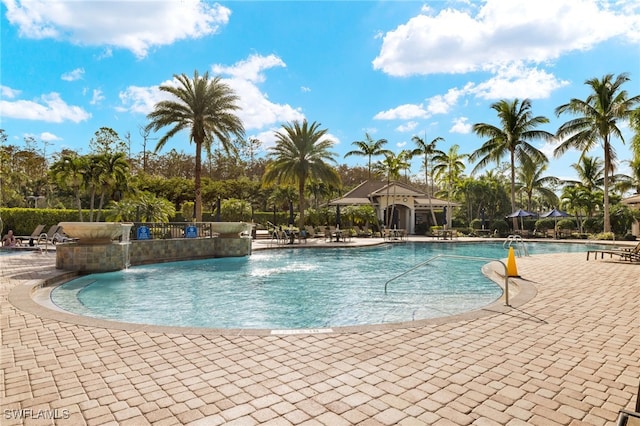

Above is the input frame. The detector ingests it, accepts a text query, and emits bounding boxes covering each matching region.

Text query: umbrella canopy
[506,209,536,218]
[541,208,569,218]
[336,204,341,227]
[506,209,536,232]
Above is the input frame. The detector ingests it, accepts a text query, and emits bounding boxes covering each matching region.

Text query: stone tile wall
[55,237,252,272]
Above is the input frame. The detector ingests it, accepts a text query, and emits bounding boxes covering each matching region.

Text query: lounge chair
[37,225,63,245]
[15,224,45,245]
[586,242,640,262]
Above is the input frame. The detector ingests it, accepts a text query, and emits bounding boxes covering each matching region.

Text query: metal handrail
[503,234,529,257]
[383,254,511,306]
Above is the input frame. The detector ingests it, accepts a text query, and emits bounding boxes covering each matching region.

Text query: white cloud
[3,0,231,58]
[426,87,466,115]
[61,68,84,81]
[212,54,285,83]
[118,54,305,130]
[450,117,472,134]
[374,104,429,120]
[396,121,418,132]
[90,89,105,105]
[469,63,569,100]
[0,92,91,123]
[301,86,311,93]
[117,83,170,114]
[39,132,62,141]
[1,85,21,99]
[372,0,640,77]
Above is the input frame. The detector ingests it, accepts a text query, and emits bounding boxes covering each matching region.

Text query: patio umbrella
[541,208,569,233]
[288,200,294,226]
[506,209,536,231]
[541,208,569,218]
[336,204,341,227]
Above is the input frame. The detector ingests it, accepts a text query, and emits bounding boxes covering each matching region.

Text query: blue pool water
[51,242,597,329]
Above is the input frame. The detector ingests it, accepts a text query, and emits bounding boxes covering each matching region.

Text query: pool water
[51,242,597,329]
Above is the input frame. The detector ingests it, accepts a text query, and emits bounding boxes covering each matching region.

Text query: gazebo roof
[621,193,640,206]
[329,180,455,208]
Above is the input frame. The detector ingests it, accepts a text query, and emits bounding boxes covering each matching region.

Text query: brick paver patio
[1,238,638,425]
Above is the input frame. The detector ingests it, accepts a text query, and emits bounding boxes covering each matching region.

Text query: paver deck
[1,237,638,425]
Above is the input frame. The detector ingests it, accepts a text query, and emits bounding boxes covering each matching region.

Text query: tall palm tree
[555,73,640,232]
[374,152,409,227]
[565,156,604,191]
[470,98,553,230]
[433,145,467,227]
[49,154,86,221]
[95,152,130,222]
[344,133,391,181]
[410,134,444,225]
[262,120,341,229]
[515,159,559,212]
[344,133,391,228]
[146,70,245,221]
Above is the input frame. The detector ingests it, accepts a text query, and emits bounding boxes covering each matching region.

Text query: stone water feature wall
[56,237,252,272]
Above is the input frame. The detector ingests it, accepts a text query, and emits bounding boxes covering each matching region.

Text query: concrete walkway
[1,238,638,425]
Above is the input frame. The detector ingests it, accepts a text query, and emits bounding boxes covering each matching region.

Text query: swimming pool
[51,242,596,330]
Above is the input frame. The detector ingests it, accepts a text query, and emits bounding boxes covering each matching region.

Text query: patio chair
[15,224,45,245]
[586,242,640,262]
[37,225,62,245]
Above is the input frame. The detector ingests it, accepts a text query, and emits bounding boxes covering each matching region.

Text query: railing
[383,254,511,306]
[129,222,216,240]
[503,234,529,257]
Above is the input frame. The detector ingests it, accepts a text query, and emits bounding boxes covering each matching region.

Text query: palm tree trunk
[298,180,305,229]
[603,139,611,233]
[510,150,518,231]
[75,186,83,222]
[194,141,203,222]
[426,159,437,226]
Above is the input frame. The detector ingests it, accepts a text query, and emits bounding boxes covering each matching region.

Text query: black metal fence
[129,222,216,240]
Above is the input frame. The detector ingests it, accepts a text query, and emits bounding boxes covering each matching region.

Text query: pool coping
[8,255,537,337]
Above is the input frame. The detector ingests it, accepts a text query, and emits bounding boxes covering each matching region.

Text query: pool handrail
[503,234,529,257]
[383,254,511,306]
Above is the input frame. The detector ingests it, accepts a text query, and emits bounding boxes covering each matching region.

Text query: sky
[1,0,640,185]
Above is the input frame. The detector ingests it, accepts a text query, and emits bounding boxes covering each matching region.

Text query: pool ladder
[503,235,529,257]
[383,254,512,306]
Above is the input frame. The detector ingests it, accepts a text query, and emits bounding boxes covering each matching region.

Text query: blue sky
[1,0,639,185]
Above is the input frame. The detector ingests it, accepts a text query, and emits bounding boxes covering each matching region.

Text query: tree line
[1,72,639,236]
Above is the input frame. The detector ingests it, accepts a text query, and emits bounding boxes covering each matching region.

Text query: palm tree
[344,133,391,181]
[262,120,341,229]
[49,154,86,221]
[470,98,553,230]
[410,134,444,225]
[433,145,467,227]
[95,152,130,222]
[566,156,605,191]
[515,159,559,212]
[146,70,245,222]
[374,151,409,227]
[555,73,640,232]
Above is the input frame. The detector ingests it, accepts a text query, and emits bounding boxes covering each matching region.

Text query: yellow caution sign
[507,246,520,277]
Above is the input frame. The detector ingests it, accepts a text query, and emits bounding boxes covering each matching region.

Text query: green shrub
[470,218,482,229]
[582,217,602,233]
[490,219,509,236]
[591,232,615,240]
[556,219,576,230]
[535,218,556,230]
